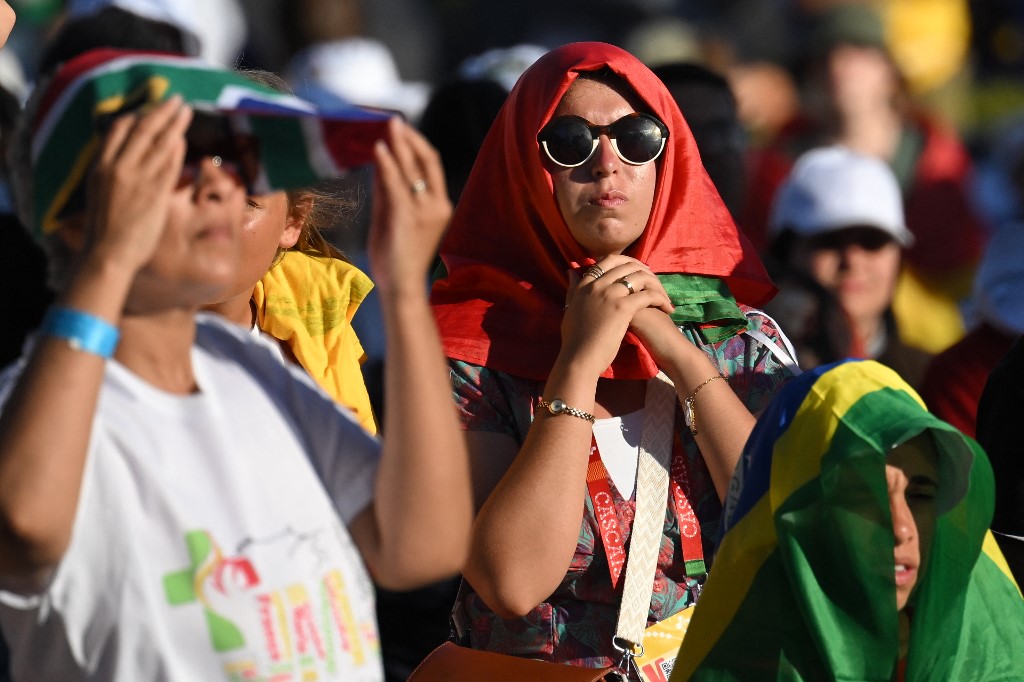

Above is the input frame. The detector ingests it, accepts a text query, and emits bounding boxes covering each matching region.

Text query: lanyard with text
[586,430,706,590]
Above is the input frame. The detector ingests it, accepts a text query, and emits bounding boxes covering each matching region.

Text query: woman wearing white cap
[767,145,932,387]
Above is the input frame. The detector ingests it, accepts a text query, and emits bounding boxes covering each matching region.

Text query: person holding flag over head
[0,49,470,681]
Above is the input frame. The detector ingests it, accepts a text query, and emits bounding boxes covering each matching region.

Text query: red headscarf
[431,42,775,381]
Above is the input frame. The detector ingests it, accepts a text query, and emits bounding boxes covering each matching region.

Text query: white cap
[65,0,248,67]
[285,38,430,123]
[768,145,914,247]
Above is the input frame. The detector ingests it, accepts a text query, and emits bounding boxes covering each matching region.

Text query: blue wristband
[41,307,120,358]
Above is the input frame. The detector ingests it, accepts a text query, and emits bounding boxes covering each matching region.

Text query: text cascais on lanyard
[586,431,706,589]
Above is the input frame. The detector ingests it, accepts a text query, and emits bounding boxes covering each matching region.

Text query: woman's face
[791,227,901,335]
[886,434,940,611]
[125,158,248,311]
[547,78,657,260]
[827,44,899,115]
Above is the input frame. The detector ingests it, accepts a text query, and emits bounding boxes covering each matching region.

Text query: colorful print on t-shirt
[162,527,379,680]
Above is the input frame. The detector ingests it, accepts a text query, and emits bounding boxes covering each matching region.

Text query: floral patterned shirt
[449,307,796,668]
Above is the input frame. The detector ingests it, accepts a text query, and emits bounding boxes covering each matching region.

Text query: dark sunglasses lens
[183,117,260,192]
[811,228,894,252]
[543,119,596,166]
[613,117,666,164]
[857,231,893,251]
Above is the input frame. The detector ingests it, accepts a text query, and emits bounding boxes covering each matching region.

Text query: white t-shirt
[0,314,384,682]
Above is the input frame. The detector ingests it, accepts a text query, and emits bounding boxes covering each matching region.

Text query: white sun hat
[284,37,430,123]
[769,145,914,247]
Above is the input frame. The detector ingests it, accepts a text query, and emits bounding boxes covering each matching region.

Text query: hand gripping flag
[28,48,392,238]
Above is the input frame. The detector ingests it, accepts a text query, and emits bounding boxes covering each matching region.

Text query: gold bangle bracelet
[683,375,725,436]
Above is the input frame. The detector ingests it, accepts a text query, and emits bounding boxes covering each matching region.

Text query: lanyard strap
[587,440,628,587]
[670,431,706,577]
[587,434,707,587]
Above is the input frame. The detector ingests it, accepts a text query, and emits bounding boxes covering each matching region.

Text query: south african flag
[29,48,392,238]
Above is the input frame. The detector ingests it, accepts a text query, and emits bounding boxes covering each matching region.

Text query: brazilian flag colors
[673,360,1024,681]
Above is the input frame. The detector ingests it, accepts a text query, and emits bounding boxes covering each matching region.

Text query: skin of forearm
[463,358,599,618]
[655,338,755,501]
[0,255,133,575]
[366,289,473,589]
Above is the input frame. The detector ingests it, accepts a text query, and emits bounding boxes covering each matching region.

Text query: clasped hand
[560,254,688,377]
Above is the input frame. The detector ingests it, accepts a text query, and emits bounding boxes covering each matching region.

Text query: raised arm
[0,98,192,584]
[346,118,473,590]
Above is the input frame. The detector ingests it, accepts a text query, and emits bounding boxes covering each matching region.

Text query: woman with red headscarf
[430,42,797,669]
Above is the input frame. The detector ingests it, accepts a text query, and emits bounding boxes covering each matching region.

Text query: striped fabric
[30,48,391,238]
[672,360,1024,681]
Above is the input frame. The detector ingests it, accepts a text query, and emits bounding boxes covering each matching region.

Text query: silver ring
[411,178,428,194]
[211,155,223,167]
[582,265,605,280]
[617,277,635,294]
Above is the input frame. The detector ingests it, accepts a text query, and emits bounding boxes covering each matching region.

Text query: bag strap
[613,372,676,660]
[742,311,802,376]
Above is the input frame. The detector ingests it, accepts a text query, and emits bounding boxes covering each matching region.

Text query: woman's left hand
[630,306,688,369]
[626,280,727,391]
[368,116,452,295]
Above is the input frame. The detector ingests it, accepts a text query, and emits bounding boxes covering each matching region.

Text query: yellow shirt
[253,251,378,435]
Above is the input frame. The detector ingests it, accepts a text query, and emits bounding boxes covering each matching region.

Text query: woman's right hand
[83,95,193,276]
[558,255,674,376]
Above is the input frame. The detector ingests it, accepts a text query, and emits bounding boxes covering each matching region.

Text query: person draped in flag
[0,50,470,681]
[672,359,1024,681]
[429,41,797,669]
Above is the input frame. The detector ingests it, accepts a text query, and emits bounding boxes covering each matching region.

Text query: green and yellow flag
[672,360,1024,681]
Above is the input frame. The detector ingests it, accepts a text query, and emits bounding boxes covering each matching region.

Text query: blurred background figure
[743,2,988,359]
[0,76,48,369]
[653,61,747,220]
[918,225,1024,437]
[976,334,1024,587]
[456,42,547,93]
[767,145,931,386]
[35,4,189,76]
[918,114,1024,437]
[418,44,547,204]
[284,36,430,125]
[63,0,247,67]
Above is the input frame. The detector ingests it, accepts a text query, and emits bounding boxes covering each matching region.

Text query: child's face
[886,434,940,611]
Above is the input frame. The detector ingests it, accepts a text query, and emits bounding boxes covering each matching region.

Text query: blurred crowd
[2,1,1024,680]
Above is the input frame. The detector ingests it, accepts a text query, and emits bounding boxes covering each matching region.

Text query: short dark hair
[36,7,189,80]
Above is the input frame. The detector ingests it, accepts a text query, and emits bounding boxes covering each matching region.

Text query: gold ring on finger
[617,277,635,294]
